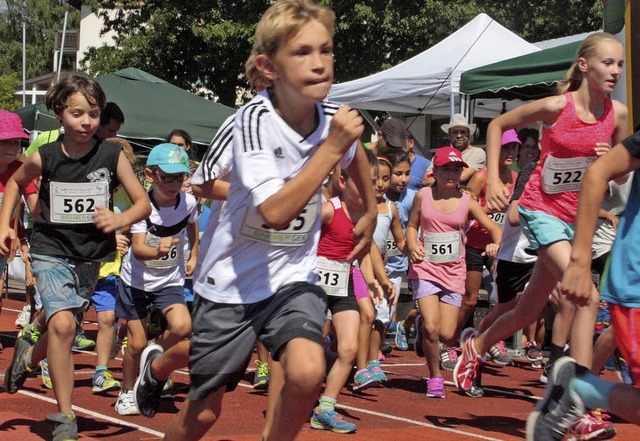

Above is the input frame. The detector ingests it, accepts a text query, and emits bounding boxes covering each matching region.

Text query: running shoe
[440,347,459,371]
[353,368,379,391]
[414,315,424,357]
[367,359,387,383]
[614,352,633,385]
[5,335,36,394]
[72,332,96,351]
[18,322,41,345]
[380,342,393,355]
[47,411,77,441]
[395,320,409,351]
[488,340,514,366]
[253,360,270,390]
[92,370,121,393]
[453,327,482,394]
[40,358,52,389]
[525,357,585,441]
[525,341,544,362]
[110,324,125,360]
[426,377,445,398]
[566,409,616,441]
[540,361,553,384]
[115,390,140,416]
[15,305,31,328]
[133,343,164,418]
[161,377,174,399]
[310,407,357,433]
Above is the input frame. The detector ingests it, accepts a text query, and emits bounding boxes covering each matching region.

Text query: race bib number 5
[144,233,180,269]
[240,193,320,247]
[50,181,109,224]
[317,256,350,297]
[424,231,461,263]
[542,154,596,194]
[488,211,506,228]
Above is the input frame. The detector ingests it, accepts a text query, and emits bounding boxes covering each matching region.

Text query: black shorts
[187,282,327,400]
[326,277,359,314]
[466,245,494,272]
[495,260,535,304]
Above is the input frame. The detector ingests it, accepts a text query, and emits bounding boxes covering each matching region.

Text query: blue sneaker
[367,360,387,383]
[395,320,409,351]
[310,407,357,433]
[352,368,379,391]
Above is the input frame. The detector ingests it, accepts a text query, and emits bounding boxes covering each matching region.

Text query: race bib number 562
[50,181,109,224]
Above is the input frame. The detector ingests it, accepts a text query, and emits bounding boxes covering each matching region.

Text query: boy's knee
[97,311,115,327]
[169,321,192,340]
[286,361,324,392]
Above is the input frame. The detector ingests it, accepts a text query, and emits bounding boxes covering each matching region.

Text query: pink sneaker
[566,409,616,441]
[426,377,445,398]
[453,328,482,392]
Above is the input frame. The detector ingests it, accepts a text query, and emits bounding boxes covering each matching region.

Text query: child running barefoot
[455,31,628,435]
[407,147,501,399]
[0,73,151,441]
[162,2,376,440]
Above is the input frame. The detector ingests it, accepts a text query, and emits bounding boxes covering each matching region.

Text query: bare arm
[185,221,199,277]
[562,144,640,305]
[468,198,502,258]
[389,203,406,254]
[131,232,180,261]
[193,179,230,201]
[405,190,424,264]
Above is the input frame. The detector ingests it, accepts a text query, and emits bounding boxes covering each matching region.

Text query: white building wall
[77,5,116,68]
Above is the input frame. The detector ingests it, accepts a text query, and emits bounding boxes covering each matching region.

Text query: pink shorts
[352,267,370,301]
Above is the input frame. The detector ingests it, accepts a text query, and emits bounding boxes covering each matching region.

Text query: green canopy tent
[15,67,236,149]
[460,41,580,101]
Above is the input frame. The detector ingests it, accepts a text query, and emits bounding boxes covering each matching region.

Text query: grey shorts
[30,253,100,326]
[116,281,186,321]
[187,281,327,400]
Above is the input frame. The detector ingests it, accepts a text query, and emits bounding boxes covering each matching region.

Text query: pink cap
[0,110,29,141]
[432,146,469,168]
[501,129,522,146]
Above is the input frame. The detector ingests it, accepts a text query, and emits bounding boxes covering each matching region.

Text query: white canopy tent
[328,13,540,118]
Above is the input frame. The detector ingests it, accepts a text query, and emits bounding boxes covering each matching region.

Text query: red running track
[0,292,637,441]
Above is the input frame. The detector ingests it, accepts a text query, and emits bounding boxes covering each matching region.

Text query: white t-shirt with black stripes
[195,89,356,304]
[120,191,199,291]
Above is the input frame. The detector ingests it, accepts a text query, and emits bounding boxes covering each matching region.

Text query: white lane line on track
[17,389,165,438]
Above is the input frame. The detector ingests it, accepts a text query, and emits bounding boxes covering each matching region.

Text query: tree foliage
[82,0,602,108]
[0,0,79,109]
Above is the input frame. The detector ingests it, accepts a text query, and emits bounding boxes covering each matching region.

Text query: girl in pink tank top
[406,147,502,398]
[453,34,629,406]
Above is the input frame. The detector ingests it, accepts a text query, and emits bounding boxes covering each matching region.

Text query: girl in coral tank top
[454,33,629,407]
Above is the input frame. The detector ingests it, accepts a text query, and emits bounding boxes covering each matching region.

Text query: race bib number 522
[542,155,596,194]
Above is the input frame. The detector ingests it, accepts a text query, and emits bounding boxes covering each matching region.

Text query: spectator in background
[168,129,198,162]
[423,114,486,187]
[378,118,431,191]
[515,127,540,171]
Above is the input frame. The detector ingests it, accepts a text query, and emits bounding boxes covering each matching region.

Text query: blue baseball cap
[146,143,191,174]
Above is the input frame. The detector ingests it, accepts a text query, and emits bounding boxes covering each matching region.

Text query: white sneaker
[15,305,31,328]
[115,390,140,415]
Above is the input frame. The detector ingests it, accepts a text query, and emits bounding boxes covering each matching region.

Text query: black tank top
[30,138,121,262]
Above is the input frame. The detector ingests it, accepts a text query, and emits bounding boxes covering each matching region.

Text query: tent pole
[56,7,69,82]
[359,109,379,132]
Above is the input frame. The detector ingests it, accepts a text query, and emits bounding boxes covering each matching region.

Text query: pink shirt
[408,187,470,294]
[519,92,615,224]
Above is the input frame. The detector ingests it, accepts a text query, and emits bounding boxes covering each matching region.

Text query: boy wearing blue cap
[114,143,200,415]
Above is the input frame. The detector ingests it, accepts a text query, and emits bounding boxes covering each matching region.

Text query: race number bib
[240,193,320,247]
[50,181,109,224]
[542,155,596,194]
[317,256,350,297]
[424,231,461,263]
[384,231,402,262]
[144,233,180,269]
[488,211,507,228]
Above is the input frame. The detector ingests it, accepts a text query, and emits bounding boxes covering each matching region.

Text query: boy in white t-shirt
[159,2,376,440]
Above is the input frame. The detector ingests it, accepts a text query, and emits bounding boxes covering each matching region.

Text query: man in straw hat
[423,114,486,186]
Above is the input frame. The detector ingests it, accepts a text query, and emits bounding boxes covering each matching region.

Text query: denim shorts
[91,274,118,313]
[30,253,100,325]
[518,205,574,250]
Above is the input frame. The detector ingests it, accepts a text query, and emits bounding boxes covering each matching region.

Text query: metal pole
[22,0,26,107]
[56,7,69,82]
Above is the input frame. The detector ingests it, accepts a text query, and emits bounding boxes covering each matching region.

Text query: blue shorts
[116,281,186,321]
[30,254,100,325]
[518,205,574,250]
[92,274,118,313]
[410,279,462,307]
